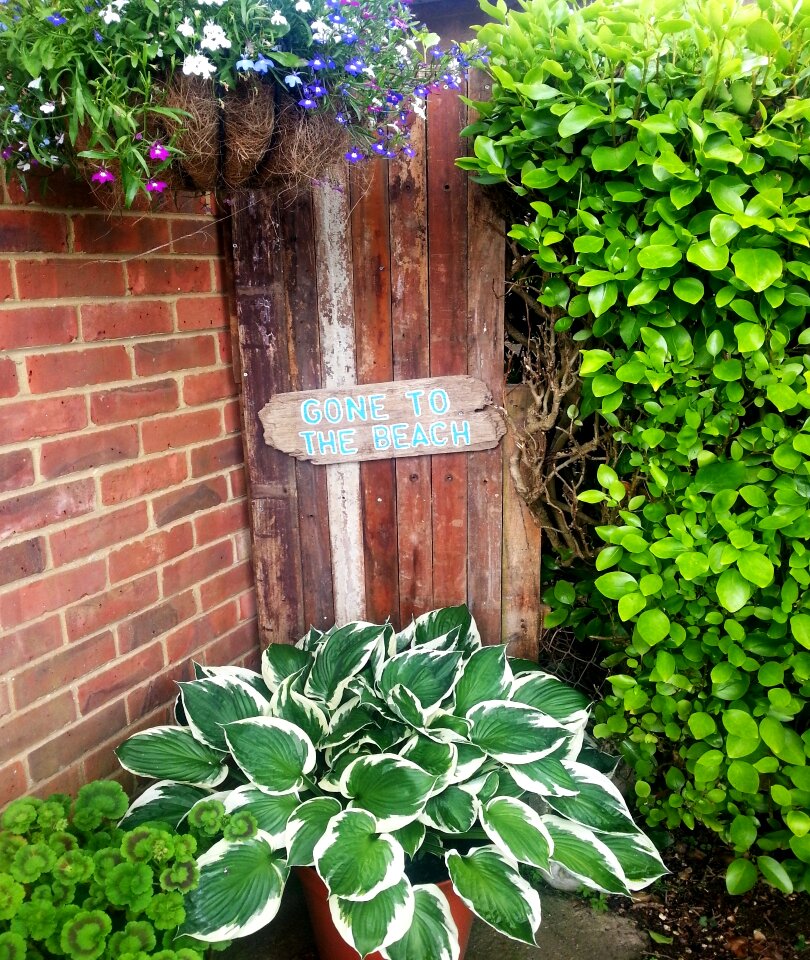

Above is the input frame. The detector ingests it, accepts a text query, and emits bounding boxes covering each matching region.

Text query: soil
[606,826,810,960]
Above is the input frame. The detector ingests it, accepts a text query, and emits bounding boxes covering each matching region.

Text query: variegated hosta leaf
[457,770,499,804]
[313,810,405,901]
[540,815,630,895]
[178,676,269,752]
[412,604,482,654]
[450,743,487,783]
[223,785,300,849]
[319,747,360,794]
[480,797,553,870]
[399,735,457,793]
[507,754,579,797]
[295,625,326,651]
[546,762,639,835]
[446,846,541,945]
[193,663,271,698]
[285,796,343,866]
[341,755,436,831]
[467,701,569,764]
[305,622,387,708]
[452,645,513,717]
[330,877,415,959]
[596,830,668,891]
[391,820,426,858]
[269,678,329,749]
[262,644,312,691]
[181,835,288,941]
[382,884,459,960]
[224,717,315,795]
[510,673,590,723]
[118,780,210,830]
[323,697,376,748]
[425,712,471,743]
[116,726,228,788]
[379,651,463,715]
[420,785,477,833]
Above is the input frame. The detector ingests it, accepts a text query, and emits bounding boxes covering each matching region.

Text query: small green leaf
[673,278,704,304]
[716,569,752,612]
[734,323,765,353]
[757,856,793,894]
[595,571,638,600]
[736,552,774,589]
[637,246,682,270]
[726,858,757,895]
[635,609,670,646]
[591,141,638,172]
[731,249,783,293]
[558,104,605,138]
[687,240,729,271]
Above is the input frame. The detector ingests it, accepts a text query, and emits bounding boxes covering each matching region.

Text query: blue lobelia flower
[45,11,67,24]
[236,56,255,71]
[298,97,317,109]
[344,58,365,75]
[252,56,272,73]
[344,147,364,163]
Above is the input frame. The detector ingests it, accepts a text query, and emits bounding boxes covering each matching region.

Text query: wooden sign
[259,375,504,465]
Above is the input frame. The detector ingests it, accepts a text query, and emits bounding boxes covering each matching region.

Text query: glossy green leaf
[330,878,415,958]
[382,885,459,960]
[285,797,343,867]
[224,717,315,795]
[481,797,553,869]
[116,726,228,788]
[314,809,405,900]
[591,141,637,172]
[725,858,757,895]
[342,755,436,831]
[558,104,605,138]
[716,569,752,613]
[731,249,783,293]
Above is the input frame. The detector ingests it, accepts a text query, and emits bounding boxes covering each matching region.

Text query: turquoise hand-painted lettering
[299,393,389,426]
[370,420,469,453]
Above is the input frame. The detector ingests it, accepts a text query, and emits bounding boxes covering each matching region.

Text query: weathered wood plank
[389,120,433,625]
[312,171,366,624]
[280,193,335,633]
[465,69,505,645]
[502,386,541,660]
[350,163,400,625]
[230,189,305,645]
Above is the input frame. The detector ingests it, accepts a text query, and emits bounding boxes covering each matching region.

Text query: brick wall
[0,173,259,807]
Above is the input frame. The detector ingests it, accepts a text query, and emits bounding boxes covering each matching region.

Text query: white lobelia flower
[182,53,217,78]
[310,19,331,41]
[27,77,42,90]
[200,20,231,50]
[270,10,287,26]
[177,16,195,36]
[39,102,56,114]
[100,5,121,23]
[294,0,311,10]
[412,95,426,120]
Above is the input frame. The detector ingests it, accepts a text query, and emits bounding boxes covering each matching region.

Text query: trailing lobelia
[116,606,666,958]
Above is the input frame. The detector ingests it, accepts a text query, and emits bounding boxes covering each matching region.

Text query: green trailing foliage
[115,607,666,959]
[460,0,810,895]
[0,782,207,960]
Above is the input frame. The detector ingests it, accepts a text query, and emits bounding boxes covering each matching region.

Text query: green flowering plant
[0,0,483,205]
[0,781,206,960]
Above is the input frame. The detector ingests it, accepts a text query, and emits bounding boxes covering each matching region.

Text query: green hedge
[461,0,810,894]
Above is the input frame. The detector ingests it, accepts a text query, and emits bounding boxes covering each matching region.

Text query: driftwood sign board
[259,375,504,465]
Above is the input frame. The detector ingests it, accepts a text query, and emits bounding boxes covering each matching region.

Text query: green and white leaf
[285,796,343,867]
[506,753,579,797]
[341,754,436,831]
[379,651,463,717]
[450,743,487,783]
[224,717,315,795]
[313,809,405,901]
[452,645,513,716]
[262,644,312,692]
[399,735,457,793]
[329,877,415,959]
[224,785,300,849]
[467,701,569,763]
[510,673,590,724]
[545,762,639,834]
[305,622,387,708]
[323,696,376,748]
[419,785,477,833]
[481,797,554,870]
[411,604,482,654]
[540,816,629,895]
[596,831,668,891]
[381,885,459,960]
[178,676,269,751]
[391,820,426,858]
[268,679,329,749]
[446,846,541,945]
[194,663,271,698]
[181,835,288,941]
[116,726,228,788]
[118,780,211,830]
[294,626,326,652]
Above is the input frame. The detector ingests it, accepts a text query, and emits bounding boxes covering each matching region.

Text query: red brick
[165,601,239,661]
[163,541,233,598]
[0,681,11,720]
[101,452,187,505]
[126,662,193,723]
[0,395,87,444]
[118,591,197,653]
[65,573,159,642]
[81,300,173,341]
[78,641,165,714]
[0,210,68,252]
[218,331,234,366]
[170,219,220,255]
[200,560,253,610]
[83,743,127,785]
[127,259,212,296]
[195,500,250,546]
[14,632,116,705]
[0,538,46,588]
[133,335,217,376]
[0,762,27,809]
[8,167,97,208]
[183,368,237,406]
[40,425,139,480]
[0,358,18,398]
[0,691,76,765]
[73,214,171,255]
[29,701,126,781]
[142,408,221,454]
[239,589,257,623]
[91,379,178,425]
[0,560,106,629]
[0,615,63,675]
[0,261,14,301]
[0,479,96,540]
[224,399,242,433]
[211,259,227,294]
[190,435,243,478]
[0,305,78,350]
[230,466,247,498]
[176,296,230,331]
[203,619,259,666]
[27,346,131,393]
[50,502,148,567]
[33,765,87,802]
[153,476,227,527]
[108,523,193,583]
[15,258,126,299]
[0,451,34,494]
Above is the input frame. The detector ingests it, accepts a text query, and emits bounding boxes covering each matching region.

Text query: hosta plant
[116,606,666,959]
[0,780,205,960]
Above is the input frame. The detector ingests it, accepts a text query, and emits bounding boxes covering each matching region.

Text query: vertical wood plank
[230,189,305,646]
[502,386,541,660]
[427,85,469,609]
[350,164,401,625]
[312,173,366,624]
[280,193,335,633]
[466,69,505,645]
[389,121,433,625]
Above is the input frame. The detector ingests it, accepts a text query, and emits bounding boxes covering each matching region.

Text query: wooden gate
[229,1,540,655]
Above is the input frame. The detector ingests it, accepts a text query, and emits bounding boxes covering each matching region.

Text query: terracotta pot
[296,866,474,960]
